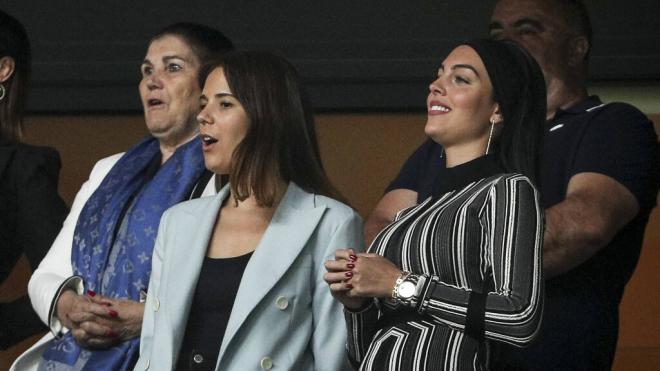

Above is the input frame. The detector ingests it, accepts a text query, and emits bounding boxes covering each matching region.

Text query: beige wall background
[1,111,659,370]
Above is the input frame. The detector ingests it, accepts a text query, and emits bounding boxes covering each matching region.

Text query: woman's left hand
[83,294,145,341]
[348,253,402,298]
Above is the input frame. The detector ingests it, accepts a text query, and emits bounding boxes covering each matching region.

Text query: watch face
[398,281,416,299]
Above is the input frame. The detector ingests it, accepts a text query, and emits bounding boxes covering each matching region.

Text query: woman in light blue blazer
[134,51,362,371]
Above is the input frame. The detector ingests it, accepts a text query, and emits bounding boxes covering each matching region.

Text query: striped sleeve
[344,301,380,365]
[412,175,544,346]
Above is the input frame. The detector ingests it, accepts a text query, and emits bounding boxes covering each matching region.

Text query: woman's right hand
[324,248,368,310]
[55,290,120,348]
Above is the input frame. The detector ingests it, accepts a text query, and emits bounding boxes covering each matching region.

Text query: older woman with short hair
[11,23,233,371]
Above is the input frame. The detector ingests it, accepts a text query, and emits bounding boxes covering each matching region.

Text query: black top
[0,143,68,349]
[431,154,503,196]
[386,138,444,203]
[176,252,253,371]
[497,96,659,370]
[389,96,660,370]
[541,97,658,295]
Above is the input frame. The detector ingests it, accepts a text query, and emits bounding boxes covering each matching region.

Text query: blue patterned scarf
[41,136,205,371]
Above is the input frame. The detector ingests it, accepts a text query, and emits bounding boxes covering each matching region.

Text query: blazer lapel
[217,183,327,362]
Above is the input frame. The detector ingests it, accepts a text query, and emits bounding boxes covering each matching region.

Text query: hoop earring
[0,84,5,102]
[486,118,495,155]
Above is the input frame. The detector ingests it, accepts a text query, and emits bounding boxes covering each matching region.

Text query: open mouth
[147,99,164,108]
[201,134,218,145]
[429,102,451,113]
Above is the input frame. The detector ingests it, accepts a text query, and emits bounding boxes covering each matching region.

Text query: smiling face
[425,45,499,153]
[139,35,202,146]
[197,67,250,174]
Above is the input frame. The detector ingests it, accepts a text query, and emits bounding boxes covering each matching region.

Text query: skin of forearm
[364,189,418,246]
[363,210,393,247]
[543,197,621,279]
[543,172,641,279]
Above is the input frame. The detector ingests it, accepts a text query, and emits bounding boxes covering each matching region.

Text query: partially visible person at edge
[10,23,233,371]
[0,9,68,350]
[364,0,659,369]
[135,51,362,371]
[325,39,545,371]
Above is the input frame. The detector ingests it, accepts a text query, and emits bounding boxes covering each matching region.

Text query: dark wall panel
[3,1,660,112]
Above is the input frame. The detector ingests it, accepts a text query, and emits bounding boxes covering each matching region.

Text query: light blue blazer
[134,182,363,371]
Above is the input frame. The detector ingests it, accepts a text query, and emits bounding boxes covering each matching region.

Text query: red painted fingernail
[346,284,353,289]
[345,271,353,277]
[346,263,355,269]
[105,330,118,338]
[87,289,96,297]
[349,255,357,261]
[108,310,118,318]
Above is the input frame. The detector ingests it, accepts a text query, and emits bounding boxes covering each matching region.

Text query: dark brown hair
[150,22,234,68]
[0,10,31,144]
[464,39,546,186]
[199,51,344,207]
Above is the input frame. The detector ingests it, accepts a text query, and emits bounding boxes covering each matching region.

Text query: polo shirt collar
[553,95,603,120]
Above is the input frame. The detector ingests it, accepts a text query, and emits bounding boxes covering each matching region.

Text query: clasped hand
[324,249,402,310]
[56,289,144,349]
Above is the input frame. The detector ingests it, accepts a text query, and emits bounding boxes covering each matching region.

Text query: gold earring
[486,118,496,155]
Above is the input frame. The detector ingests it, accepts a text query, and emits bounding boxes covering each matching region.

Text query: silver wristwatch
[392,271,421,306]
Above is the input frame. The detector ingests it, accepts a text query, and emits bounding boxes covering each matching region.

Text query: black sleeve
[385,139,440,194]
[15,146,69,271]
[413,176,544,346]
[571,104,659,211]
[0,146,68,349]
[0,296,48,349]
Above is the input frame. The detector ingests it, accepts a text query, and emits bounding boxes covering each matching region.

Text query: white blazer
[134,182,363,371]
[11,152,216,371]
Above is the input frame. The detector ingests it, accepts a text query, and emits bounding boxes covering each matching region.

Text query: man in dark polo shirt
[364,0,659,369]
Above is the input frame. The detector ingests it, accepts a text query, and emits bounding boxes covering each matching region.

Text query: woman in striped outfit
[325,39,546,371]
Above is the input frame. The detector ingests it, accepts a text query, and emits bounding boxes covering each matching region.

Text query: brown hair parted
[199,51,344,207]
[0,10,31,144]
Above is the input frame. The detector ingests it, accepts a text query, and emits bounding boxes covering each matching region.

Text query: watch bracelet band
[409,274,427,309]
[395,273,426,308]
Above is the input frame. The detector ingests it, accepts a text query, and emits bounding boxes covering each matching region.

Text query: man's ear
[0,56,16,83]
[568,35,589,68]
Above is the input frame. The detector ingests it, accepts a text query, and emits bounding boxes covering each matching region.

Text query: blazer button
[260,356,273,370]
[275,296,288,310]
[193,353,204,364]
[153,297,160,311]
